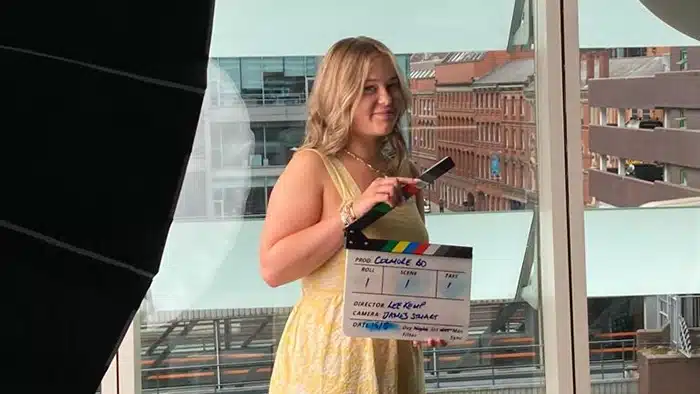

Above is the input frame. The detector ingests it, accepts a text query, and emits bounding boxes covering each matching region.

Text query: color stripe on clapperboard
[370,239,472,259]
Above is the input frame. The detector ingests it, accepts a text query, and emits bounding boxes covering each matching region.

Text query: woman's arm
[259,150,345,288]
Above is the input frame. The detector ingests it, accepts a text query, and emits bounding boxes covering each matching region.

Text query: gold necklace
[343,149,387,177]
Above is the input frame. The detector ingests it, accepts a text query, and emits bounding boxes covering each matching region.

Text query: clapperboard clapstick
[347,156,455,233]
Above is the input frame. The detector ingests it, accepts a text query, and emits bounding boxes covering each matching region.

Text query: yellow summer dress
[268,149,429,394]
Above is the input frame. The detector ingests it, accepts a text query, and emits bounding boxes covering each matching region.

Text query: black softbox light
[2,2,215,392]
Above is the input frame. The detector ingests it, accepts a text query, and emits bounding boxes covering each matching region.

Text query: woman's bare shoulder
[261,149,329,251]
[276,148,329,188]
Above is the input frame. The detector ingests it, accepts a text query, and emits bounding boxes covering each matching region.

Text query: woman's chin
[352,122,396,139]
[371,125,396,137]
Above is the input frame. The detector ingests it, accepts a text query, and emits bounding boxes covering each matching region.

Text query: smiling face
[350,55,404,140]
[302,36,410,168]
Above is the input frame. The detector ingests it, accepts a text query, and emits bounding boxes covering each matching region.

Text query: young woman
[260,36,444,394]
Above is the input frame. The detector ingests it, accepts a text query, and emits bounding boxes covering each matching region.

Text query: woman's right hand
[352,177,419,219]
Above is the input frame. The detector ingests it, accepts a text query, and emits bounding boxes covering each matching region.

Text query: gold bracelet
[340,209,351,227]
[347,201,357,222]
[340,201,357,227]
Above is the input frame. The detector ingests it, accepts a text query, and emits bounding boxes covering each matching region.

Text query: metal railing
[658,294,699,358]
[212,92,308,108]
[141,339,639,393]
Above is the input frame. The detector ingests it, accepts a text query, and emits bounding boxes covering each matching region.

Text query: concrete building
[580,51,669,205]
[174,56,319,220]
[523,49,671,207]
[586,47,700,207]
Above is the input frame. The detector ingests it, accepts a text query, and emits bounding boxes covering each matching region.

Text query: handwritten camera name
[351,300,438,321]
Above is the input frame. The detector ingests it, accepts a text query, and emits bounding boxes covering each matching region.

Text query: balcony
[209,93,308,123]
[212,165,285,180]
[589,125,700,169]
[588,71,700,109]
[588,169,700,207]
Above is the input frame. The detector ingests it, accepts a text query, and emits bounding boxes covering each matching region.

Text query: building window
[624,47,646,57]
[234,56,318,106]
[680,169,688,186]
[211,122,253,169]
[214,177,278,217]
[678,108,687,129]
[678,48,688,71]
[249,122,305,167]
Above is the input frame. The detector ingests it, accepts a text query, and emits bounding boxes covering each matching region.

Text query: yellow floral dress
[268,150,429,394]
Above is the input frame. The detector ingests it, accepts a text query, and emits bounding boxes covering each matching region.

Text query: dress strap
[299,148,356,203]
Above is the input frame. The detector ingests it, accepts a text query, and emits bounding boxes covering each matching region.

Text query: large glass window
[579,4,700,394]
[249,122,305,167]
[141,41,552,394]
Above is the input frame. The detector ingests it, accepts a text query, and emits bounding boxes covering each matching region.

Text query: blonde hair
[299,36,411,175]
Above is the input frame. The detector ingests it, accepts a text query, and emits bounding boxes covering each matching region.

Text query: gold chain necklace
[343,149,387,177]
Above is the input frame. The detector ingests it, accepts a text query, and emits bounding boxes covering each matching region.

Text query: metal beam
[151,320,198,368]
[224,318,232,350]
[507,0,534,52]
[486,213,538,334]
[241,318,270,348]
[145,321,180,356]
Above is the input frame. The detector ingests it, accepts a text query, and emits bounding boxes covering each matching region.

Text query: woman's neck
[345,136,382,163]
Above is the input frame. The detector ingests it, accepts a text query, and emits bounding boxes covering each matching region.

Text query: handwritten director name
[352,301,439,321]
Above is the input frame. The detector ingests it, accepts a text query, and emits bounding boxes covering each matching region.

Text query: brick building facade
[409,53,443,205]
[410,51,536,212]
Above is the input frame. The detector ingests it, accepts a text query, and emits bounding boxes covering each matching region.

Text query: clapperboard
[342,157,474,342]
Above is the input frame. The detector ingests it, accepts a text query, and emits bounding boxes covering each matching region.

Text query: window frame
[100,318,141,394]
[535,0,591,392]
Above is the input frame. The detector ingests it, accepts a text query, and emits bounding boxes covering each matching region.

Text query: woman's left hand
[412,338,447,348]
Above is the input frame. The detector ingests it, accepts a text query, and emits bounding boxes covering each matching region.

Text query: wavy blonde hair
[299,36,411,175]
